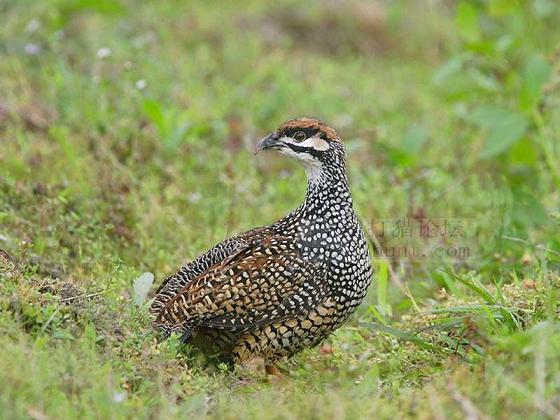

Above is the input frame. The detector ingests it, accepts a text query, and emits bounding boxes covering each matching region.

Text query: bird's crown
[276,118,341,143]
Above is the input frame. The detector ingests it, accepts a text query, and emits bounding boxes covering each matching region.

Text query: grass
[1,0,559,418]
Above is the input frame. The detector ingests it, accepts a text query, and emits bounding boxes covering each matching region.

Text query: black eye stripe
[284,143,323,159]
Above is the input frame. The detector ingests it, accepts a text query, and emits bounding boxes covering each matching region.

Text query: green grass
[1,0,559,418]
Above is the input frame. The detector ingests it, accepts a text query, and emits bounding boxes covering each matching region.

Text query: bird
[150,117,372,371]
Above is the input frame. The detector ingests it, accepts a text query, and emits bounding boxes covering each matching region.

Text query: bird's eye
[293,131,306,142]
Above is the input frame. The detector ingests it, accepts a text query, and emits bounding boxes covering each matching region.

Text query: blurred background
[1,0,559,418]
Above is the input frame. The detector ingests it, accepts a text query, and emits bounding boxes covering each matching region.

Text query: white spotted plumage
[150,117,372,365]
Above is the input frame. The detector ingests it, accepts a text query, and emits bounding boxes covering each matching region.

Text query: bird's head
[255,118,345,183]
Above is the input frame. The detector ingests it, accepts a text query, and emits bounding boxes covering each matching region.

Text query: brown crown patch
[277,118,340,142]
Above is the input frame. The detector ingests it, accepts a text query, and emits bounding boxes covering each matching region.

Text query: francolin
[151,118,372,371]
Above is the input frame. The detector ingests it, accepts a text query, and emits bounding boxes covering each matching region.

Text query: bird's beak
[254,132,280,155]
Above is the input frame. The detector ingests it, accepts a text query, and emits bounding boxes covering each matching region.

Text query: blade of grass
[442,270,497,305]
[360,322,444,353]
[377,259,389,317]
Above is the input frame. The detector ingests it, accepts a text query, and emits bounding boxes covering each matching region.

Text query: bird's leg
[232,334,269,376]
[236,356,266,376]
[264,363,283,378]
[232,335,283,378]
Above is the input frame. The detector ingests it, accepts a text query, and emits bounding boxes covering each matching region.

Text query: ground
[1,0,559,418]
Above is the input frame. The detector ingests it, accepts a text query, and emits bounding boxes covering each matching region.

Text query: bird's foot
[265,364,284,379]
[235,358,285,382]
[237,356,266,377]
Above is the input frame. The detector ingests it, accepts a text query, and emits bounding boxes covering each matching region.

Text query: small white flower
[124,60,133,70]
[135,79,147,90]
[96,47,111,59]
[187,192,202,203]
[25,19,40,34]
[112,392,126,403]
[24,43,41,55]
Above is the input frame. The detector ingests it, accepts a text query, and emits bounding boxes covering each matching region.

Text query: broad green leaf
[508,137,538,165]
[519,56,551,112]
[142,99,165,133]
[456,2,480,43]
[470,106,528,158]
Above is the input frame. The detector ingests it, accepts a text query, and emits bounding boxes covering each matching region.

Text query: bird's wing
[155,236,329,332]
[150,227,271,315]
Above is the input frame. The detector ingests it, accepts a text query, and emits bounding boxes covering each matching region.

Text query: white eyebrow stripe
[283,136,330,151]
[301,137,330,151]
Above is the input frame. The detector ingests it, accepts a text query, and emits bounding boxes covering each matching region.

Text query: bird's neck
[300,161,354,217]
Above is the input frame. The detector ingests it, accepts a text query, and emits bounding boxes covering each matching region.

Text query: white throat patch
[277,135,327,184]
